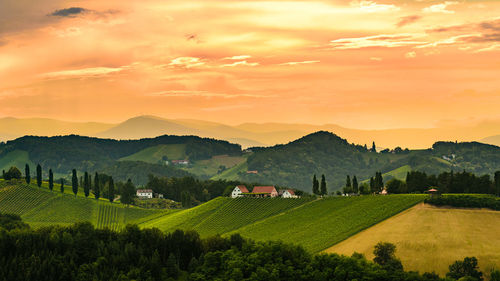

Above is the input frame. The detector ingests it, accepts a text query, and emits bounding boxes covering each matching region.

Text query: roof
[428,188,438,192]
[252,186,276,193]
[287,189,295,195]
[137,189,153,193]
[235,185,249,193]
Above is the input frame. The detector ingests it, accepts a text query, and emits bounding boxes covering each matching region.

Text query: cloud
[41,67,124,78]
[220,60,259,67]
[416,34,481,48]
[405,51,417,58]
[169,57,205,68]
[473,44,500,53]
[423,2,458,14]
[223,55,252,60]
[350,1,400,13]
[397,15,422,28]
[278,60,320,66]
[50,7,89,17]
[329,34,426,50]
[148,90,268,99]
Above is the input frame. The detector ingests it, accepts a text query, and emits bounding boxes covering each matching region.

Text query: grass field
[0,180,166,229]
[211,160,248,180]
[325,203,500,275]
[185,154,247,178]
[119,144,187,163]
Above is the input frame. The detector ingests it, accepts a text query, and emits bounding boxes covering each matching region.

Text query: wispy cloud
[148,90,268,99]
[329,34,426,50]
[50,7,89,17]
[220,60,259,67]
[405,51,417,58]
[397,15,422,28]
[223,55,251,60]
[41,67,124,78]
[423,1,458,14]
[278,60,320,66]
[169,57,205,68]
[416,34,482,48]
[350,1,400,13]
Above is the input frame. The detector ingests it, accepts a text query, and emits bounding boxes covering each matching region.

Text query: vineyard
[0,180,166,230]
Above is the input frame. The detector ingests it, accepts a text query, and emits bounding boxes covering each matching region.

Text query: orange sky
[1,0,499,129]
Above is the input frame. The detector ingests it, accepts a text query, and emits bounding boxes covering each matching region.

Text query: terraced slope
[326,203,500,275]
[0,181,165,229]
[230,195,425,252]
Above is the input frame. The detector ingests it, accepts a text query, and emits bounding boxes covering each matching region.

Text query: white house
[280,189,298,198]
[231,185,249,198]
[137,189,153,199]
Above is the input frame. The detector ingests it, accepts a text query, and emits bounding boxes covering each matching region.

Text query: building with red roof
[251,186,278,197]
[231,185,249,198]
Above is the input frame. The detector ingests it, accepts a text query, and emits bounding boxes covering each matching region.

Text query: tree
[72,169,78,196]
[346,175,351,189]
[166,252,179,278]
[4,166,22,180]
[352,176,358,194]
[60,179,64,193]
[2,170,4,179]
[48,169,54,192]
[490,270,500,281]
[312,174,319,195]
[108,177,115,202]
[386,179,405,194]
[320,174,327,195]
[25,164,31,184]
[373,242,403,271]
[83,172,90,198]
[181,191,192,208]
[371,141,377,152]
[495,171,500,197]
[94,172,100,200]
[120,179,136,206]
[369,177,375,193]
[447,257,483,281]
[36,164,42,187]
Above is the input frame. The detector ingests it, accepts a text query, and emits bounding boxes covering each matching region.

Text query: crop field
[120,144,187,163]
[326,203,500,275]
[193,197,314,236]
[0,181,167,230]
[230,195,425,252]
[139,197,230,231]
[211,161,248,180]
[184,155,246,177]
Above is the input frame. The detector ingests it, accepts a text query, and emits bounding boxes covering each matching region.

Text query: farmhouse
[251,186,278,197]
[231,185,249,198]
[137,189,153,199]
[280,189,298,198]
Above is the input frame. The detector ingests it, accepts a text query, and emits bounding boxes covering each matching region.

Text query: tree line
[0,213,496,281]
[1,164,137,205]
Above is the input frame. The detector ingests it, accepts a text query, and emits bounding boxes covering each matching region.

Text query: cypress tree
[2,170,5,179]
[371,141,377,152]
[36,164,42,188]
[25,164,31,184]
[48,169,54,192]
[495,171,500,197]
[83,172,90,198]
[370,177,375,193]
[320,174,327,195]
[72,169,78,196]
[108,177,115,202]
[346,175,351,188]
[353,176,358,194]
[60,179,64,193]
[312,174,319,195]
[94,172,100,200]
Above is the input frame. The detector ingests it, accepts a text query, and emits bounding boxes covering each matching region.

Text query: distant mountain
[481,135,500,147]
[0,117,113,141]
[233,131,500,191]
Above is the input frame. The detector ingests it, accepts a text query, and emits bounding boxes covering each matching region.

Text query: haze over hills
[2,115,500,149]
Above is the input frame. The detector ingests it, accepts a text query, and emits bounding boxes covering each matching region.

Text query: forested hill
[0,135,241,183]
[238,131,500,191]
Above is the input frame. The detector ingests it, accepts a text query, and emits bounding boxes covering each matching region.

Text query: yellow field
[325,203,500,275]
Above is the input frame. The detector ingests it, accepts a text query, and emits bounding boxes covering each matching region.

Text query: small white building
[280,189,298,198]
[137,189,153,199]
[231,185,249,198]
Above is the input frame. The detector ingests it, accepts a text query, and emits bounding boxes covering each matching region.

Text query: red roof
[287,189,295,195]
[236,185,249,193]
[252,186,276,193]
[137,189,153,193]
[428,188,438,192]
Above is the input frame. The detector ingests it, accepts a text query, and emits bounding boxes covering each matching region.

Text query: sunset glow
[1,0,499,129]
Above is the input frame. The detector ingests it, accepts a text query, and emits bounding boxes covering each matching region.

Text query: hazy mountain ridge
[2,115,500,149]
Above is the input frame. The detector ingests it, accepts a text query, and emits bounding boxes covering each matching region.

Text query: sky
[0,0,499,129]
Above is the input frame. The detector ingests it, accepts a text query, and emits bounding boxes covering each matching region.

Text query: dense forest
[241,131,500,191]
[0,214,493,281]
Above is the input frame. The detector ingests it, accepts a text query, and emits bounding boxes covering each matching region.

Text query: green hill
[139,194,424,252]
[0,180,167,230]
[119,144,187,164]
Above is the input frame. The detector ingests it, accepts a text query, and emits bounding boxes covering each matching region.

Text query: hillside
[234,131,500,191]
[326,203,500,275]
[0,134,241,184]
[139,194,424,252]
[0,180,168,230]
